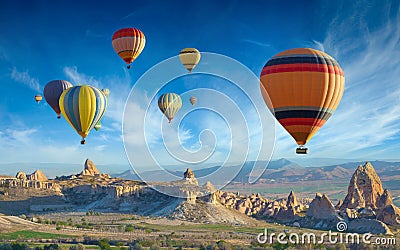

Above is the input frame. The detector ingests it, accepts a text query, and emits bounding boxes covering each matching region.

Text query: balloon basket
[296,147,308,154]
[81,139,86,145]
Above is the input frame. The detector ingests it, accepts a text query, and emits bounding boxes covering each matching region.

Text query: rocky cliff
[338,162,400,226]
[340,162,384,209]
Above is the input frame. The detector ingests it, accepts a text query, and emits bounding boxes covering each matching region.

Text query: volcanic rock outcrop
[183,168,198,186]
[339,162,400,226]
[307,193,337,220]
[213,190,310,220]
[340,162,384,210]
[16,172,27,180]
[16,170,48,181]
[28,170,48,181]
[81,159,100,176]
[348,218,393,235]
[274,191,302,221]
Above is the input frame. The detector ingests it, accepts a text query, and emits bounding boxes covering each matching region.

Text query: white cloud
[63,66,100,88]
[10,67,41,92]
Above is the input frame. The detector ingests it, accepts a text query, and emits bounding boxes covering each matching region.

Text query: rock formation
[307,193,336,220]
[275,191,300,221]
[183,168,198,185]
[340,162,384,210]
[377,189,392,208]
[15,170,48,182]
[27,170,48,181]
[203,181,215,192]
[286,191,296,207]
[338,162,400,226]
[16,172,27,180]
[81,159,100,176]
[348,218,393,235]
[335,199,343,210]
[376,204,400,226]
[212,190,310,221]
[184,168,195,179]
[275,205,297,221]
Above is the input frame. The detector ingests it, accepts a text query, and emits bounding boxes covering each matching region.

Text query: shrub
[98,238,111,250]
[43,244,59,250]
[69,243,85,250]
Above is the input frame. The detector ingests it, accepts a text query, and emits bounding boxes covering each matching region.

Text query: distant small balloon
[101,88,110,97]
[34,94,42,104]
[94,121,102,131]
[189,96,197,106]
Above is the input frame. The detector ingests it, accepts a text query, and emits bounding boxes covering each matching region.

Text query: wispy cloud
[241,39,272,48]
[10,67,41,92]
[120,4,153,21]
[63,66,100,88]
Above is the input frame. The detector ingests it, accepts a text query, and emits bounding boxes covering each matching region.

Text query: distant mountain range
[112,159,400,185]
[2,159,399,185]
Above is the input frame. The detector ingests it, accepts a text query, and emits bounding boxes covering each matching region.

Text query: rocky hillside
[298,162,399,235]
[1,160,399,234]
[0,159,260,225]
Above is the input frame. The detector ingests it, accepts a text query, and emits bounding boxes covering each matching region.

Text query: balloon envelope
[189,96,197,106]
[44,80,73,118]
[112,28,145,68]
[158,93,182,123]
[59,85,107,144]
[34,94,42,104]
[260,48,345,146]
[179,48,201,73]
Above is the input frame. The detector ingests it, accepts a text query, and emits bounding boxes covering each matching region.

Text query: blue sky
[1,0,400,173]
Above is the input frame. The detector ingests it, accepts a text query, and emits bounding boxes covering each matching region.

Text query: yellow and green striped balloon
[59,85,107,144]
[158,93,182,123]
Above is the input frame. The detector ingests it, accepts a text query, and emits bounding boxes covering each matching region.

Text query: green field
[0,230,73,240]
[135,221,269,234]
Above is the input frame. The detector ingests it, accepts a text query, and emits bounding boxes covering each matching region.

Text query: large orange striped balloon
[260,48,345,148]
[112,28,145,68]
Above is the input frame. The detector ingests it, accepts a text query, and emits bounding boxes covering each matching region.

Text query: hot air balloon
[101,88,110,97]
[179,48,201,73]
[158,93,182,123]
[59,85,107,144]
[44,80,73,118]
[94,121,102,131]
[189,96,197,106]
[260,48,345,154]
[34,94,42,104]
[112,28,146,69]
